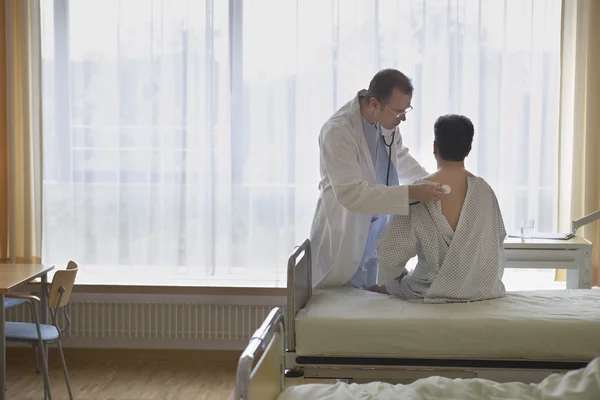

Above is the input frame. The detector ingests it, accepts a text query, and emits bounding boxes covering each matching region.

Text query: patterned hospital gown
[377,176,507,303]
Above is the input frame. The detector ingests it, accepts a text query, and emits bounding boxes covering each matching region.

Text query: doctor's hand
[408,183,446,204]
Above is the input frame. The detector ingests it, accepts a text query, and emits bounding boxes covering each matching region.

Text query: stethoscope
[377,123,395,187]
[377,123,450,205]
[377,123,420,205]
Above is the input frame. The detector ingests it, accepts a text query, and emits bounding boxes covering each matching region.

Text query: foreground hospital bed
[234,307,600,399]
[286,239,600,383]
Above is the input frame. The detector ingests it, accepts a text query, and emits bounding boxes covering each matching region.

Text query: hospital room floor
[6,349,332,400]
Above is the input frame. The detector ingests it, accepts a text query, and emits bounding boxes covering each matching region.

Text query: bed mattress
[295,287,600,361]
[277,357,600,400]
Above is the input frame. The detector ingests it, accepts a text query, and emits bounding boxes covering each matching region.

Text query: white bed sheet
[295,287,600,360]
[277,357,600,400]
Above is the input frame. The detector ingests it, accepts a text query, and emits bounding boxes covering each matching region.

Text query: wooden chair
[6,261,78,400]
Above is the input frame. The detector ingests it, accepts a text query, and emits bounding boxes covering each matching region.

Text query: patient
[369,114,507,303]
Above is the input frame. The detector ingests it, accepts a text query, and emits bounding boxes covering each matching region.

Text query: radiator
[5,294,286,350]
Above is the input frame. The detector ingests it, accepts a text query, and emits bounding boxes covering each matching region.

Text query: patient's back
[378,175,507,303]
[426,168,475,231]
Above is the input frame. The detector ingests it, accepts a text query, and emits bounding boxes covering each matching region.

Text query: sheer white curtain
[41,0,562,286]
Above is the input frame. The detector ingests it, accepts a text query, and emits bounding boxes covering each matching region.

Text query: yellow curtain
[0,0,43,264]
[556,0,600,284]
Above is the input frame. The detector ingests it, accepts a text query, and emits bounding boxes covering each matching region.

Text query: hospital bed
[285,239,600,384]
[234,307,600,399]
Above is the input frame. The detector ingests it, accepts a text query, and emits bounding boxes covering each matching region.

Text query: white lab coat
[309,90,428,289]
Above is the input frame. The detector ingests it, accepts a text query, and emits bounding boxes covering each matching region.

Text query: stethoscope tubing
[379,124,395,187]
[379,124,419,205]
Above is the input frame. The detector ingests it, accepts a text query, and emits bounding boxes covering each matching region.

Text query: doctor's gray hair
[365,69,414,103]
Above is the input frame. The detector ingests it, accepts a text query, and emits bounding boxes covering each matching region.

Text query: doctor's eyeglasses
[384,104,413,119]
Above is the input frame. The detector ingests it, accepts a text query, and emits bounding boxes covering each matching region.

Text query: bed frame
[236,305,599,400]
[284,239,590,384]
[234,308,285,400]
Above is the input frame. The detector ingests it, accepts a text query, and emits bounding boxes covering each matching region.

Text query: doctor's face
[373,89,413,130]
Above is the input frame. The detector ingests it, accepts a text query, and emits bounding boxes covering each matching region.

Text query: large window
[41,0,562,288]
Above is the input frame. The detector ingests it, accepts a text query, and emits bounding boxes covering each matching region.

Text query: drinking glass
[520,219,535,239]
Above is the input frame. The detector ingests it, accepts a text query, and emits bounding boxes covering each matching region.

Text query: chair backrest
[48,261,78,309]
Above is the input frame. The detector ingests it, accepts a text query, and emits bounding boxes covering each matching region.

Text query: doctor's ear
[433,142,438,155]
[369,97,381,110]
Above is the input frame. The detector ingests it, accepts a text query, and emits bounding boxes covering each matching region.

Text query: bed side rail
[234,307,285,400]
[286,238,312,352]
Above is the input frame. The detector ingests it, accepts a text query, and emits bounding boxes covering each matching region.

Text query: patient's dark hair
[434,114,474,162]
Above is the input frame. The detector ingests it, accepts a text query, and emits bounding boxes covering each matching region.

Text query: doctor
[309,69,446,289]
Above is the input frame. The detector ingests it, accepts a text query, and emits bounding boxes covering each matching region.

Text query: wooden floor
[6,348,334,400]
[6,348,242,400]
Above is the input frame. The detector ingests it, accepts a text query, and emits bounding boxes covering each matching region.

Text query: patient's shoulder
[424,169,476,183]
[468,177,502,206]
[469,176,495,192]
[412,177,439,186]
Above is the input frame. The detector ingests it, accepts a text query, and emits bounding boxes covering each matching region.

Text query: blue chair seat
[5,322,59,343]
[4,298,28,308]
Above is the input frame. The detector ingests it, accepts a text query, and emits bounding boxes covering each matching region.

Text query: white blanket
[277,357,600,399]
